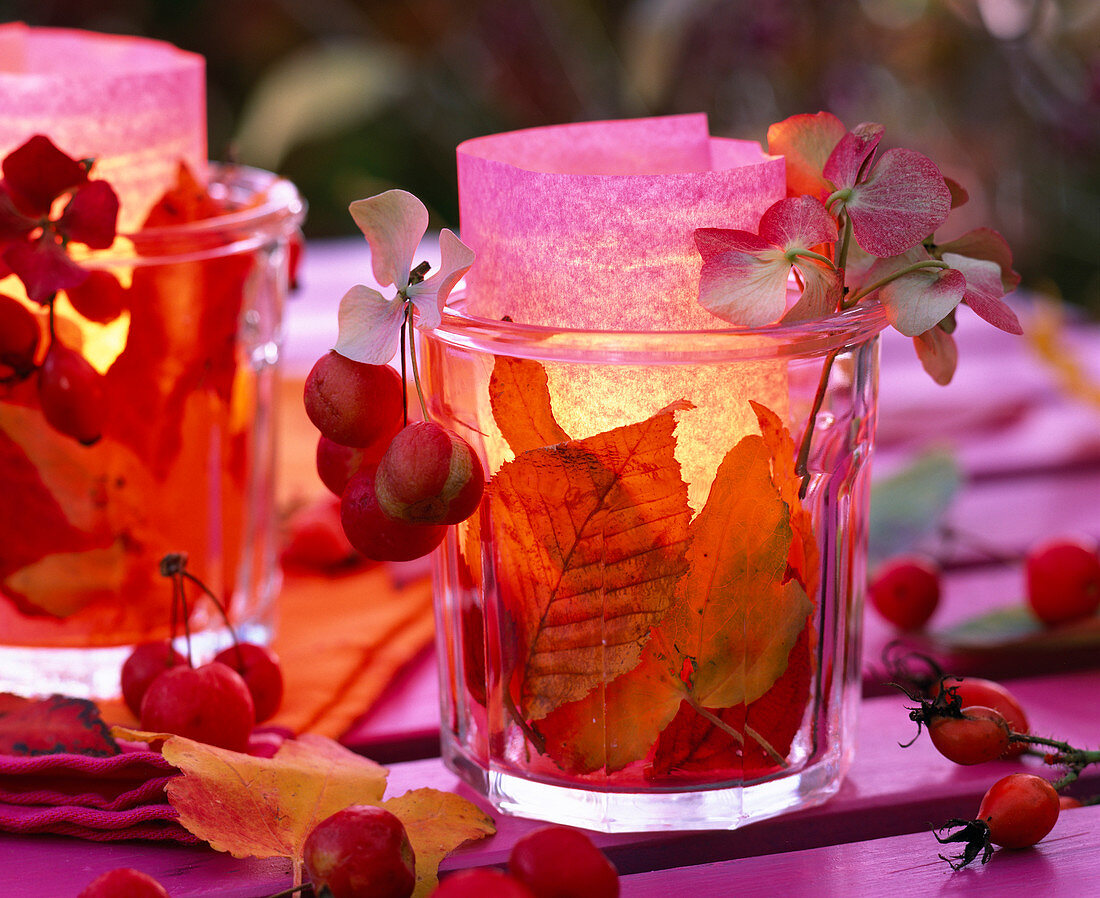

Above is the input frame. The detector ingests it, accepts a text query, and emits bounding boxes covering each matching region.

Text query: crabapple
[868,555,940,630]
[213,642,284,723]
[37,340,106,445]
[0,293,39,378]
[120,640,186,717]
[1025,536,1100,626]
[304,350,403,448]
[77,868,168,898]
[316,433,393,497]
[375,422,485,525]
[341,468,446,562]
[303,805,416,898]
[433,869,536,898]
[140,661,255,752]
[281,496,359,570]
[509,825,619,898]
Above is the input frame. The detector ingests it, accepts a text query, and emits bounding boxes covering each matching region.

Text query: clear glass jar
[0,164,304,698]
[421,297,886,832]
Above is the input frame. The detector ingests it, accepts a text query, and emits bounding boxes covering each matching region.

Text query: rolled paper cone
[456,115,791,511]
[0,23,206,231]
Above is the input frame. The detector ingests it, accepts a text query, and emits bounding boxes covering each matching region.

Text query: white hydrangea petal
[349,190,428,291]
[406,229,475,331]
[334,284,406,365]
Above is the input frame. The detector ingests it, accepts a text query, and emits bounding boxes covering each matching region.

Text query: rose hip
[375,422,485,525]
[140,661,255,752]
[304,351,403,448]
[868,555,941,630]
[303,805,416,898]
[1025,536,1100,626]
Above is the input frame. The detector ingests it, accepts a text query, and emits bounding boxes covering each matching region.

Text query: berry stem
[263,884,309,898]
[405,311,429,422]
[399,306,409,428]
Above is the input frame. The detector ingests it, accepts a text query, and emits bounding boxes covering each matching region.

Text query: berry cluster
[121,554,283,752]
[0,135,121,446]
[304,349,485,563]
[889,651,1098,869]
[869,535,1100,631]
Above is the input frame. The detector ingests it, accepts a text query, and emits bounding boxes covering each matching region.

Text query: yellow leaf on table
[383,788,497,898]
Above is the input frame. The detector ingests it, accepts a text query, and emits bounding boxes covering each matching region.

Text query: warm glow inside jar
[421,297,886,832]
[0,164,303,699]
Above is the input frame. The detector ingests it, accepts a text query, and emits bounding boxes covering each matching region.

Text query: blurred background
[3,0,1096,310]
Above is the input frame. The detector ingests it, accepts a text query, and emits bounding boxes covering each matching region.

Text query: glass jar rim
[429,292,889,363]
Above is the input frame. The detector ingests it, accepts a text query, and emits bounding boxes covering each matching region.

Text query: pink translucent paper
[0,24,206,231]
[456,114,785,330]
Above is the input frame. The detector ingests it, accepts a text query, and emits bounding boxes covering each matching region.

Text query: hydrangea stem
[795,348,842,498]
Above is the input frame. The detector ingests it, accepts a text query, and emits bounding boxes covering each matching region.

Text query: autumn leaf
[0,694,119,756]
[663,433,811,709]
[489,355,571,455]
[491,402,693,720]
[383,788,496,898]
[113,730,493,889]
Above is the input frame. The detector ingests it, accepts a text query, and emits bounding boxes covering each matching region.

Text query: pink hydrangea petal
[937,227,1020,293]
[406,228,475,331]
[3,237,88,304]
[0,185,37,241]
[913,325,958,385]
[695,227,773,259]
[783,258,842,322]
[846,148,951,257]
[334,284,406,365]
[758,195,838,251]
[822,122,884,190]
[349,190,428,290]
[878,265,965,337]
[698,246,791,327]
[57,180,120,249]
[766,112,846,198]
[941,252,1023,335]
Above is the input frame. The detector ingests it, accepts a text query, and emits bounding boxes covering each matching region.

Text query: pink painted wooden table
[5,241,1099,896]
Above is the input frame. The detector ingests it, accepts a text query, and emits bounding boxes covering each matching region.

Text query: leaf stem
[846,259,950,304]
[794,348,841,499]
[685,695,788,768]
[264,883,308,898]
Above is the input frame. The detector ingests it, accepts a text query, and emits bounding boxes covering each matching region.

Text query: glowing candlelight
[456,115,789,509]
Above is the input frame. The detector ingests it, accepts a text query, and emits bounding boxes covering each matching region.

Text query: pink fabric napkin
[0,744,198,843]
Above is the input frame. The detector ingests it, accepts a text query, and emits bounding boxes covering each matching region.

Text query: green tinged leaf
[869,449,961,563]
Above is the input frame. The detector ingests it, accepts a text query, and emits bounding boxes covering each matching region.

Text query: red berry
[120,640,186,718]
[340,468,446,562]
[317,433,393,497]
[928,705,1012,766]
[78,867,168,898]
[1025,536,1100,626]
[140,661,255,752]
[434,869,536,898]
[213,643,284,723]
[0,293,40,378]
[868,555,940,630]
[375,422,485,525]
[303,805,416,898]
[36,340,106,445]
[65,269,128,323]
[509,826,619,898]
[304,351,403,448]
[978,773,1060,849]
[281,496,359,570]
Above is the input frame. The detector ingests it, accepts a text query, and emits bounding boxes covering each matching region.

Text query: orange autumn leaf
[383,788,496,898]
[489,355,571,454]
[491,401,693,720]
[664,432,812,709]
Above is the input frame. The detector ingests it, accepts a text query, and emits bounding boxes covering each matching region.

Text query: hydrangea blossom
[335,189,474,365]
[698,112,1022,385]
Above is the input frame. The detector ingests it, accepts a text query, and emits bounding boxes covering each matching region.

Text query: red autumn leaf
[491,401,693,721]
[1,135,88,218]
[0,693,119,756]
[489,356,571,455]
[141,163,224,229]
